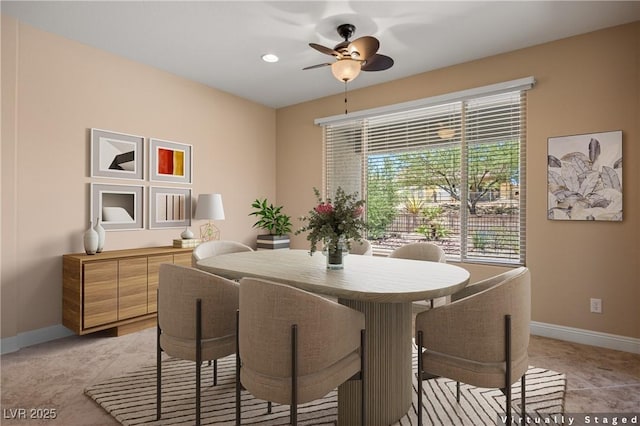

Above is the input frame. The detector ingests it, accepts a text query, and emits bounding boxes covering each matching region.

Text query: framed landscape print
[149,138,192,184]
[91,129,144,180]
[91,183,145,231]
[149,186,192,229]
[547,130,622,221]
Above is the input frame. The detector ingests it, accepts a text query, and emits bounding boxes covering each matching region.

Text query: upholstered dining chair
[236,278,366,426]
[388,241,446,262]
[156,264,239,426]
[389,242,447,309]
[192,240,253,265]
[349,239,373,256]
[414,266,531,426]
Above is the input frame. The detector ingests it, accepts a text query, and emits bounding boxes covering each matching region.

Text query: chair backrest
[238,278,364,378]
[192,240,253,263]
[388,242,446,263]
[417,266,530,364]
[451,267,526,302]
[158,263,239,342]
[349,239,373,256]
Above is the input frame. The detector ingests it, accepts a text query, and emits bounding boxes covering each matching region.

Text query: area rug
[86,347,565,425]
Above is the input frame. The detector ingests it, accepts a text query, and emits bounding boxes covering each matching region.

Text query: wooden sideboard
[63,246,193,336]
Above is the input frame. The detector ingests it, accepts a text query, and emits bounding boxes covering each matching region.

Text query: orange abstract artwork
[158,148,185,177]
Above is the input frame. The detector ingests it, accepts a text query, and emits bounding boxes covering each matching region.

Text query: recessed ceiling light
[261,53,279,63]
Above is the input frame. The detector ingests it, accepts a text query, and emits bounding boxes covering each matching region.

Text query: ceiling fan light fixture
[437,127,456,140]
[331,59,361,82]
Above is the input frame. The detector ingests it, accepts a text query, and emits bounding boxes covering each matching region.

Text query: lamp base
[200,222,220,241]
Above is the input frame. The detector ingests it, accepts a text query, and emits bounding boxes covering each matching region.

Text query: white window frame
[317,77,534,265]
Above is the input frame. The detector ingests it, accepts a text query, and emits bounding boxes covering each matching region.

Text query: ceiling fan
[304,23,394,83]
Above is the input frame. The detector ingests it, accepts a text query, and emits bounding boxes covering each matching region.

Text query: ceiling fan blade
[348,36,379,60]
[303,63,332,70]
[361,54,394,71]
[309,43,341,58]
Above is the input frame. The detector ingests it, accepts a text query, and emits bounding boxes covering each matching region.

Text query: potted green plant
[249,198,292,249]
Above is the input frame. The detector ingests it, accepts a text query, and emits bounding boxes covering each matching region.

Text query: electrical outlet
[590,298,602,314]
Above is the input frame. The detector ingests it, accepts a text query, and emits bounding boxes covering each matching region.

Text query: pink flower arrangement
[314,203,334,215]
[296,187,368,255]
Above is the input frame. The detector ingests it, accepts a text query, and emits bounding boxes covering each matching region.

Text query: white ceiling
[3,1,640,108]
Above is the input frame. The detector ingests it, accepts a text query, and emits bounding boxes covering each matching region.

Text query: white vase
[84,221,99,255]
[181,227,194,239]
[94,217,105,253]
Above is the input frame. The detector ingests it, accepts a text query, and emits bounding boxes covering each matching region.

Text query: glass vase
[326,247,344,269]
[325,237,346,270]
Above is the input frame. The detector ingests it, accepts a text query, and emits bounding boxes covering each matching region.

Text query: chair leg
[417,330,424,426]
[357,329,366,426]
[290,324,298,426]
[235,310,241,426]
[213,359,218,386]
[267,401,272,414]
[156,322,162,421]
[456,381,460,402]
[521,374,526,420]
[196,299,202,426]
[504,314,512,425]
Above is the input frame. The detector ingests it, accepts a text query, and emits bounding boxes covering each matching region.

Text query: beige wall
[277,22,640,339]
[1,16,276,339]
[2,16,638,343]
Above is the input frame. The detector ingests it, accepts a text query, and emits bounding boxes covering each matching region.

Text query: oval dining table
[197,249,470,426]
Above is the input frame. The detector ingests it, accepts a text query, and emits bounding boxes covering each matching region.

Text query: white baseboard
[0,325,74,355]
[530,321,640,354]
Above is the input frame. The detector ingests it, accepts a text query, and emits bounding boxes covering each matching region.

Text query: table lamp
[194,193,225,241]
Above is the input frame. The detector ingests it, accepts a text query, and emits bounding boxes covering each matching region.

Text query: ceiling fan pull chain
[344,81,348,115]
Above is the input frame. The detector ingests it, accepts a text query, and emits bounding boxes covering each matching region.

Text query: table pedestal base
[338,300,412,426]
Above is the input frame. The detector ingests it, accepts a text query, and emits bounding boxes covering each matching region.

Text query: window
[321,80,531,265]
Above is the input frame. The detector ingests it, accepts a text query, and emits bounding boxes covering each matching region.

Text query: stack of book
[173,238,201,248]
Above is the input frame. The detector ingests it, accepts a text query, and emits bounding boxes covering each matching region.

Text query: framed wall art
[149,138,192,184]
[149,186,192,229]
[91,183,145,231]
[547,130,622,221]
[91,128,144,180]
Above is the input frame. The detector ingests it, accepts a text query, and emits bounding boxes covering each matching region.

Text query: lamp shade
[194,194,225,220]
[331,59,361,82]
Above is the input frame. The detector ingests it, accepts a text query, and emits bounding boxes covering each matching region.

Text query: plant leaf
[613,157,622,169]
[586,193,611,208]
[561,152,589,163]
[548,207,571,220]
[561,163,580,192]
[548,170,565,188]
[571,156,590,175]
[579,171,600,196]
[601,166,621,191]
[588,138,601,163]
[548,155,561,168]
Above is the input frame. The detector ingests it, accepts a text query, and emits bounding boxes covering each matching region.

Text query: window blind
[322,82,529,265]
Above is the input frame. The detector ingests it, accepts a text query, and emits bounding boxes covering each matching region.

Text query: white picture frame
[149,186,192,229]
[149,138,192,184]
[91,183,145,231]
[90,128,144,180]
